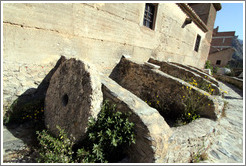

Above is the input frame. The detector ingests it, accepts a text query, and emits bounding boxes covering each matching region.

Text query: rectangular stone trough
[100,74,172,163]
[110,56,221,125]
[171,62,219,87]
[148,58,221,96]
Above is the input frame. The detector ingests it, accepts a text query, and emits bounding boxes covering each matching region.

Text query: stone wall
[3,3,216,108]
[208,48,234,67]
[3,3,211,69]
[3,61,56,115]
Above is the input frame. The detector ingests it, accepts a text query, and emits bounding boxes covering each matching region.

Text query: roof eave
[213,3,222,11]
[177,3,208,33]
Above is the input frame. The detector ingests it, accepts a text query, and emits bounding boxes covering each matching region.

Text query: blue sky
[214,3,244,40]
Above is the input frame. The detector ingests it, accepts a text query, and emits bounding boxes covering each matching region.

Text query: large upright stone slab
[45,58,103,142]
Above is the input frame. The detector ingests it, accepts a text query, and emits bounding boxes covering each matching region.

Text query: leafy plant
[77,100,136,163]
[190,142,208,163]
[177,85,210,125]
[213,66,218,74]
[36,100,136,163]
[204,60,213,74]
[187,77,215,95]
[36,126,75,163]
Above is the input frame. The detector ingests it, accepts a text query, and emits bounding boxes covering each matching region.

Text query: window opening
[143,3,157,29]
[216,60,221,65]
[194,34,201,52]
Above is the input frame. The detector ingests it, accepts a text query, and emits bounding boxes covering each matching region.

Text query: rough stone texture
[217,68,231,75]
[171,62,219,86]
[214,74,243,90]
[45,58,103,142]
[2,61,52,112]
[110,57,220,123]
[202,82,243,163]
[162,93,225,163]
[148,58,220,95]
[3,56,66,116]
[101,75,172,163]
[163,118,219,163]
[3,56,66,124]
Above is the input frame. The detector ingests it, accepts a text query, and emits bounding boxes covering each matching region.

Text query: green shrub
[187,77,215,95]
[77,100,136,163]
[36,100,136,163]
[204,60,213,74]
[213,66,218,74]
[177,85,209,125]
[36,126,75,163]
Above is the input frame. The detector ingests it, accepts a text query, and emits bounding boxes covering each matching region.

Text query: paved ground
[204,82,244,163]
[2,81,244,163]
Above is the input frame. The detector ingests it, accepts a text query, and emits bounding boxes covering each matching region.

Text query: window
[143,3,157,29]
[216,60,221,65]
[194,34,201,52]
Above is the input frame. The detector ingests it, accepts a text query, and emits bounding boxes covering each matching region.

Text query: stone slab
[45,58,103,142]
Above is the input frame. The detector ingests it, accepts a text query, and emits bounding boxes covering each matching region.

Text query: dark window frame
[143,3,158,30]
[194,34,201,52]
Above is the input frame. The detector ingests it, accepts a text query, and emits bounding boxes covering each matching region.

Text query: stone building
[208,26,236,67]
[3,3,221,112]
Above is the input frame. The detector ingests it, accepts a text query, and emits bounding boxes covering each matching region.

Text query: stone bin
[100,75,172,162]
[110,56,220,126]
[171,62,219,87]
[45,58,103,143]
[148,58,220,95]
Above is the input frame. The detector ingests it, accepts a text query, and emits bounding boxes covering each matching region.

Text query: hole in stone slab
[62,94,69,106]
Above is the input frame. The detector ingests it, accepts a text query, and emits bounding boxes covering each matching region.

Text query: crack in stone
[3,21,60,34]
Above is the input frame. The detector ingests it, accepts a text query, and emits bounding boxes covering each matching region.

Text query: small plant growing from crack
[189,142,208,163]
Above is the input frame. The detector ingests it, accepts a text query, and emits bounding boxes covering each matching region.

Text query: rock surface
[45,58,103,142]
[204,82,243,163]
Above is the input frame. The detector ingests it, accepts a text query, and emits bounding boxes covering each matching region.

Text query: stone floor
[204,82,244,163]
[2,81,244,163]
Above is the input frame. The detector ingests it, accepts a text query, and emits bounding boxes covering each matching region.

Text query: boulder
[217,68,231,75]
